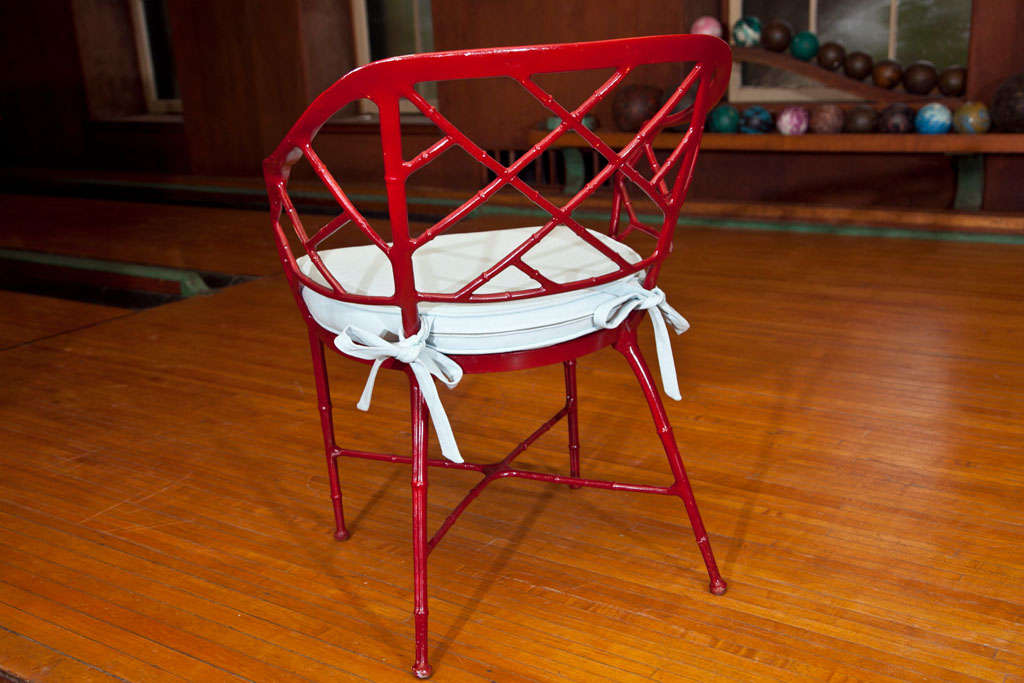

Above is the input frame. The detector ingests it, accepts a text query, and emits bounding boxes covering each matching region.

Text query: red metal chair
[264,34,731,678]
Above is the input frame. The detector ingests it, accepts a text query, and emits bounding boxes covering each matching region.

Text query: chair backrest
[264,34,731,336]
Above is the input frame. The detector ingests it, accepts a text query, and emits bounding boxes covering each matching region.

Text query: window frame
[349,0,436,115]
[129,0,182,114]
[727,0,901,103]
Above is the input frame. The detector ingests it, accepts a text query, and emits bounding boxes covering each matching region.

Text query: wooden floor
[1,194,1023,681]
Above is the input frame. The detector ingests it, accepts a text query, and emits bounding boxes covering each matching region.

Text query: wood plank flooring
[0,291,128,350]
[1,196,1022,681]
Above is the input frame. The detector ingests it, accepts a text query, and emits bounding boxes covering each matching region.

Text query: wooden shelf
[528,130,1024,154]
[731,47,964,108]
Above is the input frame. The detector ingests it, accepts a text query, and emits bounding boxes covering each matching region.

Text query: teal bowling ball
[707,104,740,133]
[732,17,761,47]
[789,31,819,61]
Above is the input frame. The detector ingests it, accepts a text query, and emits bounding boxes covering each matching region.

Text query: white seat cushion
[299,225,644,354]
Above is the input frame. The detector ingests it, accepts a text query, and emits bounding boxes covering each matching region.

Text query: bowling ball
[776,106,809,135]
[789,31,819,61]
[690,15,723,38]
[844,51,873,81]
[739,105,774,133]
[903,61,938,95]
[844,105,877,133]
[707,104,740,133]
[817,42,845,71]
[938,65,966,97]
[809,104,844,133]
[953,102,991,134]
[732,16,761,47]
[872,60,902,89]
[878,103,915,133]
[991,73,1024,132]
[915,102,952,134]
[762,19,792,52]
[612,84,662,131]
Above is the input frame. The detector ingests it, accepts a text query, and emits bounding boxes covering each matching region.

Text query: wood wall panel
[85,119,190,173]
[691,152,955,208]
[431,0,718,150]
[968,0,1024,211]
[0,0,89,164]
[300,0,356,102]
[165,0,310,176]
[2,1,1022,211]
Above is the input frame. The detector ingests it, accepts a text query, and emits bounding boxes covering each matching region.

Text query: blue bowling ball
[915,102,952,134]
[740,106,774,133]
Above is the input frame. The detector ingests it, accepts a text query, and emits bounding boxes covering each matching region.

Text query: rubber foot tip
[413,663,433,679]
[334,529,350,541]
[709,578,728,595]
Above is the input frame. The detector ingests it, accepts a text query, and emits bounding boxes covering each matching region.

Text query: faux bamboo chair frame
[264,34,731,678]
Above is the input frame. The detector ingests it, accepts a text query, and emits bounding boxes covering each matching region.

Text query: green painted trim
[0,249,212,297]
[563,148,586,195]
[953,154,984,211]
[32,177,1024,246]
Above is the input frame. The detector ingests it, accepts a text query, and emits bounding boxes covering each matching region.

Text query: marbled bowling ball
[809,104,845,133]
[878,103,915,133]
[761,19,792,52]
[938,65,967,97]
[612,84,662,131]
[690,15,723,38]
[903,60,938,95]
[953,102,991,134]
[789,31,819,61]
[872,60,903,89]
[739,105,774,134]
[915,102,952,134]
[817,42,845,71]
[844,51,874,81]
[844,105,877,133]
[732,16,762,47]
[991,73,1024,132]
[776,106,809,135]
[707,103,740,133]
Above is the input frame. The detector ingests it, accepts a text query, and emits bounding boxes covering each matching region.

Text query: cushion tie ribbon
[334,319,465,463]
[592,285,690,400]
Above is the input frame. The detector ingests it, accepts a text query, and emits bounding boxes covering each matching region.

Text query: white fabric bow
[592,285,690,400]
[334,319,465,463]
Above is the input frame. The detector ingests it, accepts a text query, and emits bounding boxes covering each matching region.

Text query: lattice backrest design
[264,34,731,335]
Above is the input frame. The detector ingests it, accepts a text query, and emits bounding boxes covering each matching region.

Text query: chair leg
[564,360,582,487]
[409,381,433,679]
[308,331,350,541]
[616,331,728,595]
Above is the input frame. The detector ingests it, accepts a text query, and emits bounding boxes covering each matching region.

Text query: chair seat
[300,225,646,355]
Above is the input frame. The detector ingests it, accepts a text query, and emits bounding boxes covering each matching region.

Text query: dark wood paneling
[692,152,955,208]
[0,0,89,164]
[165,0,309,176]
[431,0,718,150]
[982,156,1024,212]
[300,0,356,102]
[968,0,1024,211]
[85,119,190,173]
